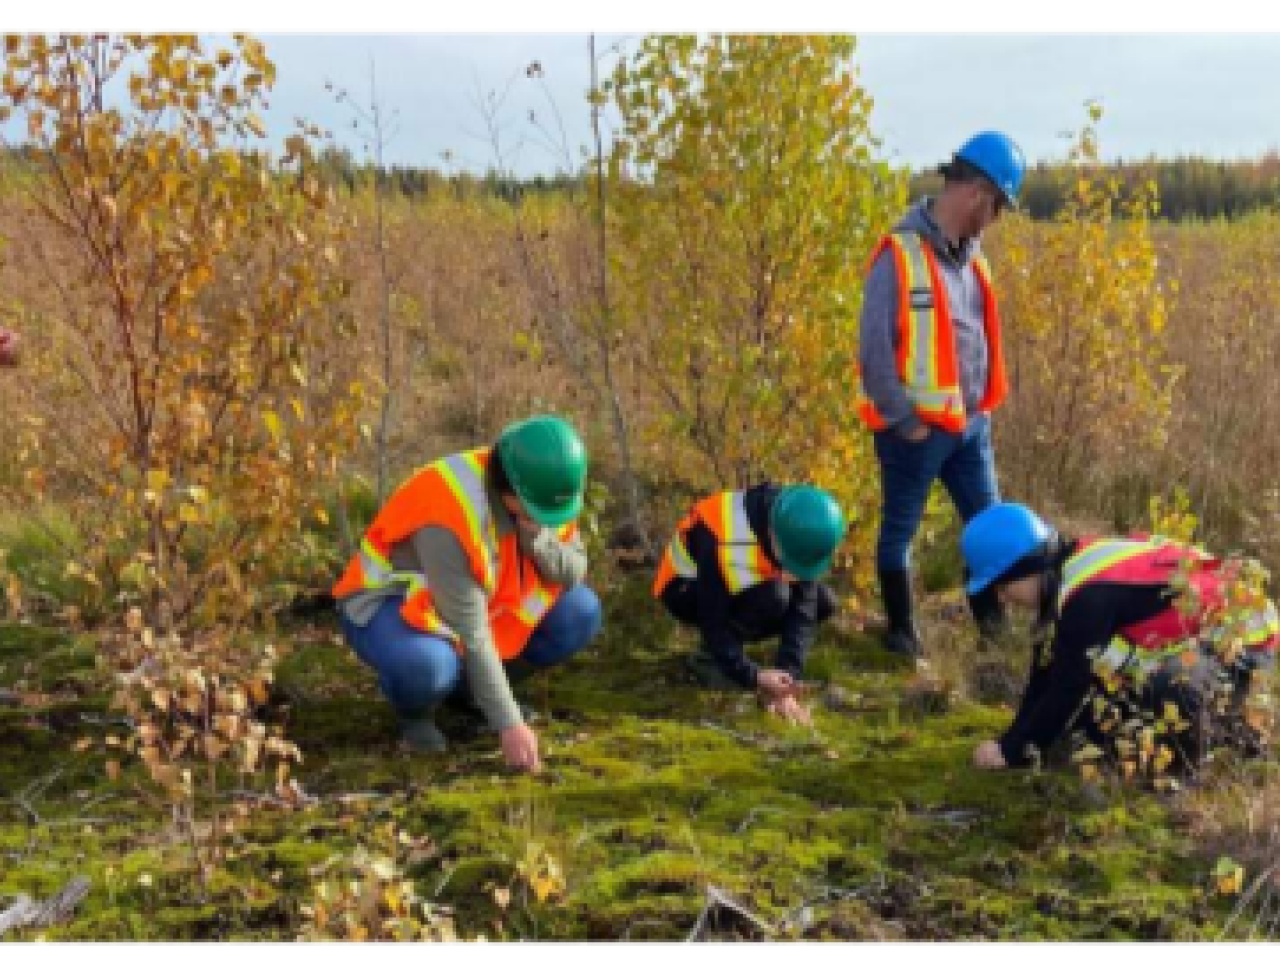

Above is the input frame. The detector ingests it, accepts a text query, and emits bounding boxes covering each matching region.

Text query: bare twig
[734,805,788,834]
[686,884,775,942]
[0,875,91,935]
[1218,859,1280,939]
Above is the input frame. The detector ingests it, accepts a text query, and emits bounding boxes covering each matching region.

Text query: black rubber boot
[967,582,1008,646]
[445,663,541,734]
[397,709,448,753]
[878,568,924,658]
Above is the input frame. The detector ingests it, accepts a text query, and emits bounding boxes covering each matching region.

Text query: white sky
[7,3,1280,175]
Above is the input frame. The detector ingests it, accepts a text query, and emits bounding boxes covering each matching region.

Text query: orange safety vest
[857,231,1008,433]
[652,491,781,597]
[1058,535,1279,683]
[332,448,578,661]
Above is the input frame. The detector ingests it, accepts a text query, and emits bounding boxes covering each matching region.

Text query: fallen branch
[0,875,91,935]
[734,806,789,834]
[686,884,774,942]
[4,796,40,825]
[777,876,889,936]
[1220,859,1280,940]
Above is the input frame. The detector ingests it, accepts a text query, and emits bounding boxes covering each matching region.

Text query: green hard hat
[496,415,588,527]
[769,485,845,581]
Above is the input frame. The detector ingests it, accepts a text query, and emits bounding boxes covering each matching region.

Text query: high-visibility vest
[652,491,781,597]
[331,448,578,661]
[857,231,1008,433]
[1057,535,1279,684]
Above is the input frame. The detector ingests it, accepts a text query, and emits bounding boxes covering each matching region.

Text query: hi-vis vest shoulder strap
[1057,536,1179,615]
[1057,536,1278,684]
[856,231,1007,433]
[652,491,780,597]
[332,448,576,661]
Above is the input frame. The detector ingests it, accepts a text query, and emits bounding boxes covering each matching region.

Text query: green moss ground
[0,576,1250,940]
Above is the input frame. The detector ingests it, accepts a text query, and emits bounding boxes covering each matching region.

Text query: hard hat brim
[522,491,583,528]
[964,571,995,596]
[776,548,832,583]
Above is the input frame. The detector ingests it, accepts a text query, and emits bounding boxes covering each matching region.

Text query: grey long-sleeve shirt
[340,478,588,731]
[858,199,992,437]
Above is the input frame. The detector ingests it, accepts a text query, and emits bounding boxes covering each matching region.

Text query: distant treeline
[909,155,1280,221]
[6,144,1280,220]
[309,148,1280,220]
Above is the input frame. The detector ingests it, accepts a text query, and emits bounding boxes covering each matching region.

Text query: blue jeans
[338,583,602,717]
[873,414,999,573]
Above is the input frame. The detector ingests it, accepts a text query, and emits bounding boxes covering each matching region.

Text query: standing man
[0,326,18,367]
[332,414,601,773]
[857,131,1025,658]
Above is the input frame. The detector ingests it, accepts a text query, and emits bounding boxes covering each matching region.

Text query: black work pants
[660,577,836,641]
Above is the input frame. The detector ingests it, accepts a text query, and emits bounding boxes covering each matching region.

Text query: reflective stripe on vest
[334,447,574,656]
[662,527,698,581]
[897,233,964,423]
[434,451,500,593]
[652,491,777,596]
[716,492,772,593]
[1058,538,1170,615]
[857,232,1006,433]
[341,451,499,639]
[1064,537,1277,684]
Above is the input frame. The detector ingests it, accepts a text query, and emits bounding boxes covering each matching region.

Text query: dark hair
[487,443,516,496]
[1033,534,1077,631]
[941,156,1005,212]
[939,156,987,185]
[992,542,1053,590]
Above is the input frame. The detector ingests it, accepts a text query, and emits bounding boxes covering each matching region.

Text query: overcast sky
[252,32,1280,176]
[9,4,1280,175]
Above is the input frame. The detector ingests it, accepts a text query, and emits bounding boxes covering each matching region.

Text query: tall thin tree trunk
[590,34,653,558]
[371,56,394,503]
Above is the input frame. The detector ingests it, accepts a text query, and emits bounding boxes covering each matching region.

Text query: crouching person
[654,483,845,725]
[960,502,1278,777]
[332,415,601,773]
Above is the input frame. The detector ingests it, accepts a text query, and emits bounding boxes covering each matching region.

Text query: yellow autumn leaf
[531,874,563,903]
[247,677,269,706]
[1214,857,1245,896]
[263,410,283,442]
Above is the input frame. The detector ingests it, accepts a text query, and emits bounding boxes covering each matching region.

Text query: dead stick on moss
[4,796,40,824]
[432,863,460,899]
[1246,876,1278,941]
[686,897,713,942]
[0,875,91,935]
[41,816,124,828]
[686,885,774,942]
[18,765,66,806]
[76,792,117,815]
[734,806,787,834]
[1220,860,1280,939]
[697,721,761,748]
[779,878,887,935]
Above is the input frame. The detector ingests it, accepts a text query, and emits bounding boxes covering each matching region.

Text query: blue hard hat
[960,502,1052,595]
[955,131,1026,207]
